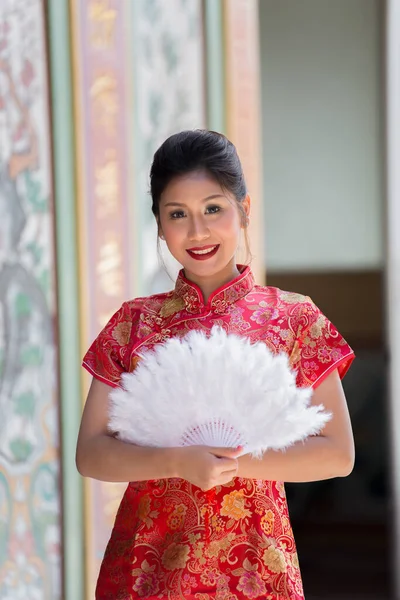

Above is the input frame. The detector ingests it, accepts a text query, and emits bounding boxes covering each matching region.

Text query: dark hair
[150,129,247,220]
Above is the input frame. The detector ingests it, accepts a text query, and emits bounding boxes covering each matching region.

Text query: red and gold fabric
[83,266,354,599]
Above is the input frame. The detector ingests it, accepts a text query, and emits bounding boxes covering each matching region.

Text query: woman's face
[158,170,250,283]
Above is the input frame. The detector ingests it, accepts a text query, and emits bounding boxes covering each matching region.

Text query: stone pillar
[223,0,265,284]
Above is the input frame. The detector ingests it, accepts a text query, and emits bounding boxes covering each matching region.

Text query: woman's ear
[243,194,251,217]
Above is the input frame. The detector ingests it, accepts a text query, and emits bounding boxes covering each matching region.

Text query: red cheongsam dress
[83,265,355,600]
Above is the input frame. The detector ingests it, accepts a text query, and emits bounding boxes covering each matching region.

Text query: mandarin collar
[174,265,255,314]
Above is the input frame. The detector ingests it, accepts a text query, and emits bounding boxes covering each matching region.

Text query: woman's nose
[187,217,210,242]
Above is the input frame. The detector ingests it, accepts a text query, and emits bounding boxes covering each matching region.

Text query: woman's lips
[186,244,220,261]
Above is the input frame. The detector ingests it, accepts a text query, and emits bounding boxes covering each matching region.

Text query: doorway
[259,1,390,597]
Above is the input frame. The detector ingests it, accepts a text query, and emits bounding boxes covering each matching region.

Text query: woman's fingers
[208,446,243,459]
[201,469,238,491]
[220,468,238,481]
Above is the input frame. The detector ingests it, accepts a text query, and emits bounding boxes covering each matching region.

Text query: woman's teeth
[190,246,217,255]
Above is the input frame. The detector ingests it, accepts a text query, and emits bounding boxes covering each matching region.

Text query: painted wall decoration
[131,0,206,296]
[0,1,62,599]
[70,0,134,595]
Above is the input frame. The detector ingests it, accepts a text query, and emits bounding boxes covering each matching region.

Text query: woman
[77,129,355,599]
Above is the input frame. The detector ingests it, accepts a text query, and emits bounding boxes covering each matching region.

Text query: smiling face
[158,170,250,293]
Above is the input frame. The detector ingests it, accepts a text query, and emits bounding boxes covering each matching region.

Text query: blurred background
[1,0,400,598]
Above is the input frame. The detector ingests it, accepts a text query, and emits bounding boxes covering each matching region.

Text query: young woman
[77,130,355,600]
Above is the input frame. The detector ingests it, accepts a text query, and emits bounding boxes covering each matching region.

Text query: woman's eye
[205,205,221,214]
[170,210,185,219]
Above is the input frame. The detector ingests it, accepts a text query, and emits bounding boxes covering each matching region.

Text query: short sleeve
[292,299,355,389]
[82,302,133,388]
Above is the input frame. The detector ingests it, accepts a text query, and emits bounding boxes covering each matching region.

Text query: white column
[386,0,400,595]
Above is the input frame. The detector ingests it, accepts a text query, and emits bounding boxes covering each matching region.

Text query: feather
[109,326,331,459]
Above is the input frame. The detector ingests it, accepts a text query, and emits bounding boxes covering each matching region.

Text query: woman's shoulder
[252,283,315,310]
[247,285,323,335]
[123,289,176,317]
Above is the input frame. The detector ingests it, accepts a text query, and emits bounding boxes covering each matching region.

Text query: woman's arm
[76,378,178,481]
[237,369,355,482]
[76,378,240,487]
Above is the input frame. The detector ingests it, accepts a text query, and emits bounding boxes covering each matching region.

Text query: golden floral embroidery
[205,533,236,558]
[166,504,187,530]
[309,314,326,339]
[292,552,300,569]
[279,292,306,305]
[188,532,201,545]
[282,515,292,534]
[260,510,275,535]
[159,295,185,318]
[97,479,309,598]
[112,320,132,345]
[137,495,150,520]
[210,513,226,532]
[220,490,252,521]
[212,299,229,314]
[162,543,190,571]
[136,494,159,529]
[139,311,163,329]
[193,541,207,565]
[263,546,287,573]
[303,337,317,349]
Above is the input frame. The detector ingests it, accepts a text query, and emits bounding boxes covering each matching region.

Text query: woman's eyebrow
[163,194,225,208]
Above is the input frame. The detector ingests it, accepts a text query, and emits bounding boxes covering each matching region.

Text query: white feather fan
[109,327,331,458]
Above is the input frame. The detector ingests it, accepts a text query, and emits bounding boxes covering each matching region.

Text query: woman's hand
[174,446,242,491]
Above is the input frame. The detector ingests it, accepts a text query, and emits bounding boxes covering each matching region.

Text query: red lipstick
[186,244,220,261]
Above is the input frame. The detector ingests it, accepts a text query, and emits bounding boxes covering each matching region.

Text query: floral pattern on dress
[82,266,355,599]
[95,479,305,599]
